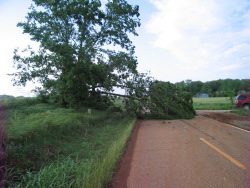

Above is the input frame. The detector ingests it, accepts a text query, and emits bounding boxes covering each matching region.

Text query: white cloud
[145,0,250,82]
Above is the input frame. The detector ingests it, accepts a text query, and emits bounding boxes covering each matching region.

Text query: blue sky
[0,0,250,96]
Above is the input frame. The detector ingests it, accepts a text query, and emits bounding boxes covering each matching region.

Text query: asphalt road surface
[112,115,250,188]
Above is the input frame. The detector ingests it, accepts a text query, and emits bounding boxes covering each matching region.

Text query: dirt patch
[197,110,250,131]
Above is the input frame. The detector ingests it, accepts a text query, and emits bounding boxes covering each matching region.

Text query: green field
[2,98,135,187]
[193,97,232,110]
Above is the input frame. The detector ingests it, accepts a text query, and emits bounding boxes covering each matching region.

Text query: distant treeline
[0,95,14,98]
[0,95,24,98]
[175,79,250,97]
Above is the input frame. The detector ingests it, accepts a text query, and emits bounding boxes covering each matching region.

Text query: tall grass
[82,120,135,188]
[2,98,136,187]
[15,119,136,188]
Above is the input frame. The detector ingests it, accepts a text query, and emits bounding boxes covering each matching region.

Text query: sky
[0,0,250,96]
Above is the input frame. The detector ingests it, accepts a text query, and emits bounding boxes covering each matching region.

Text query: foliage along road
[112,113,250,188]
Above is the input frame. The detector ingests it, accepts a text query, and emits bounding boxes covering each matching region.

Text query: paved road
[112,116,250,188]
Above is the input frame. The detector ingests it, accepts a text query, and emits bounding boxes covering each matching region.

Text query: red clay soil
[0,105,6,187]
[111,120,143,188]
[197,111,250,131]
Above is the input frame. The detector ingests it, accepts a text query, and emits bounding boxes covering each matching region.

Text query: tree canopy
[11,0,140,107]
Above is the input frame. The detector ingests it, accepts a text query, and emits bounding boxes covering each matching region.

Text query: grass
[82,120,135,188]
[193,97,232,110]
[1,98,136,187]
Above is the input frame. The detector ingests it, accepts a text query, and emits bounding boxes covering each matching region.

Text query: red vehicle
[234,94,250,110]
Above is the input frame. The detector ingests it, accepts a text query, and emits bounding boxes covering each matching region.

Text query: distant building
[196,93,209,98]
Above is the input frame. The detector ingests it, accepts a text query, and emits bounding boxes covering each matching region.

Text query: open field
[1,98,136,187]
[193,97,232,110]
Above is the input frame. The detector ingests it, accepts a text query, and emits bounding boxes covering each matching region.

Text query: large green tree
[11,0,140,107]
